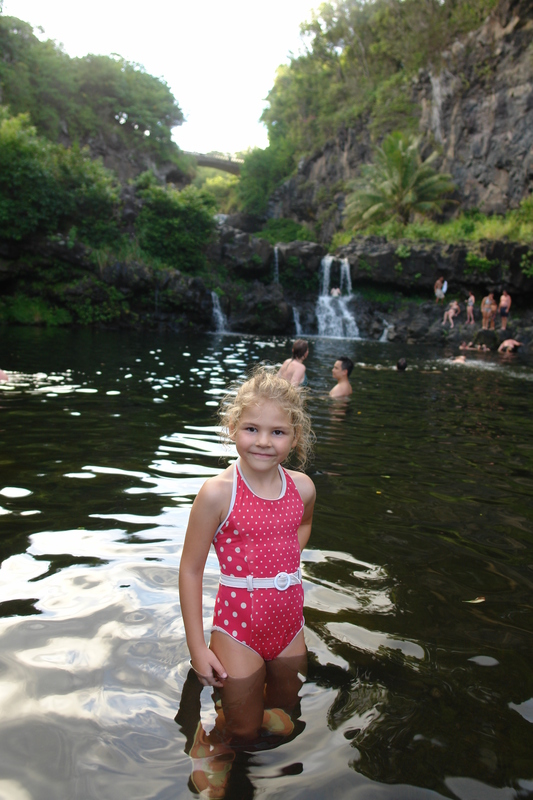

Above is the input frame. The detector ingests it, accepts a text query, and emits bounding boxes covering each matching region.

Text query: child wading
[178,368,316,796]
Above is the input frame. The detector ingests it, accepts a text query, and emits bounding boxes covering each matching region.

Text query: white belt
[219,568,302,592]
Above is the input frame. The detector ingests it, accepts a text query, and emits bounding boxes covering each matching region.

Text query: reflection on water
[0,327,532,799]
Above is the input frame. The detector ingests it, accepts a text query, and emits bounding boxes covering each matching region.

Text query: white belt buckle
[273,571,290,591]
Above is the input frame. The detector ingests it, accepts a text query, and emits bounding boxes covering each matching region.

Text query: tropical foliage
[0,110,120,245]
[344,132,455,227]
[135,176,216,271]
[0,15,184,163]
[239,0,497,214]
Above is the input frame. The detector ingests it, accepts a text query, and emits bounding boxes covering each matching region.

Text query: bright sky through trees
[3,0,316,155]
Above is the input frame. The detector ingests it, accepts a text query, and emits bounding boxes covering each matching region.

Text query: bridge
[184,152,243,176]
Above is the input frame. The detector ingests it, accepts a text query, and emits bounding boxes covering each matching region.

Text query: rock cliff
[269,0,533,238]
[415,0,533,214]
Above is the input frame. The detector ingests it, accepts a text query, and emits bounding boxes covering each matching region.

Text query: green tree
[344,132,455,228]
[0,111,66,239]
[238,140,295,215]
[0,16,184,163]
[0,109,120,245]
[135,182,216,271]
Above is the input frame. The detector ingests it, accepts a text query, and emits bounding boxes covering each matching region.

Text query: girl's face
[230,399,296,472]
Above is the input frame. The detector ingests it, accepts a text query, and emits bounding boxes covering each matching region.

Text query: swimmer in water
[330,356,354,398]
[278,339,309,387]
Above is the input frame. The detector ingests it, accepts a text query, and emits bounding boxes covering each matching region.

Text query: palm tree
[344,132,455,228]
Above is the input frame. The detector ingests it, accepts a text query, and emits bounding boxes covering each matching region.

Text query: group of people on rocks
[435,277,512,332]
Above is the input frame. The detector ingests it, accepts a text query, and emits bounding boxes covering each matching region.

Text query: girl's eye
[273,430,285,436]
[245,426,257,433]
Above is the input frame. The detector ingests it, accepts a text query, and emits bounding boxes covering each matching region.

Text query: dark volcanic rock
[230,282,292,335]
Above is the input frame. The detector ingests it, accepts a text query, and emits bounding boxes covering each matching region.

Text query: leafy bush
[3,294,72,325]
[0,111,121,246]
[520,252,533,278]
[256,218,317,244]
[193,168,240,214]
[0,112,66,239]
[464,251,498,274]
[135,184,216,271]
[238,141,295,215]
[0,16,184,163]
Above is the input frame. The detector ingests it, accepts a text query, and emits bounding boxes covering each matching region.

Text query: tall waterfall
[211,292,228,333]
[292,306,302,336]
[316,256,359,338]
[273,246,280,284]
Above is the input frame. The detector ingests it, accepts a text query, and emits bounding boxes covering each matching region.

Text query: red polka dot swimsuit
[212,460,305,661]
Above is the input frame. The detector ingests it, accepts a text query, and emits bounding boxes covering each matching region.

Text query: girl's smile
[231,400,296,472]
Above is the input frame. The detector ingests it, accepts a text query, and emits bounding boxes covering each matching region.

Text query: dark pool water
[0,327,532,800]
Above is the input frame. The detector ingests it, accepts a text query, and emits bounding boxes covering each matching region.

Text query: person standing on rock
[434,277,445,303]
[498,290,511,331]
[481,292,494,329]
[466,291,476,324]
[278,339,309,386]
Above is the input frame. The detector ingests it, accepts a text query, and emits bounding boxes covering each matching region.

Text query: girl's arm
[179,475,230,687]
[290,472,316,551]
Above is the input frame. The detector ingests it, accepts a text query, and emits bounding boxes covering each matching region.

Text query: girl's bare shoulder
[196,464,234,509]
[286,469,316,504]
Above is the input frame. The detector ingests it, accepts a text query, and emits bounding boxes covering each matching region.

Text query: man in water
[330,356,354,397]
[498,339,522,353]
[278,339,309,386]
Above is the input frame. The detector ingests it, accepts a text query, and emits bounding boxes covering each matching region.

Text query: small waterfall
[430,72,444,144]
[340,258,352,295]
[315,256,360,339]
[211,291,228,332]
[273,246,280,284]
[292,306,302,336]
[379,320,393,342]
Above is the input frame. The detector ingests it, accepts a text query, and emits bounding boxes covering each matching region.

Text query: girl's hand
[190,648,228,687]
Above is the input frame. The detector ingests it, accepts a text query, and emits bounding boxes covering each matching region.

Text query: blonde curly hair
[218,366,314,471]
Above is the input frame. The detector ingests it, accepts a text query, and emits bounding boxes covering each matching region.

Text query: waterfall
[379,320,393,342]
[292,306,302,336]
[211,292,228,333]
[340,258,352,295]
[430,73,444,144]
[315,256,360,339]
[273,246,280,284]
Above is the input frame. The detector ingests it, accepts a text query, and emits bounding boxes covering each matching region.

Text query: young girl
[179,368,315,753]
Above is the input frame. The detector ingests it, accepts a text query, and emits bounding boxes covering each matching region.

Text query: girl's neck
[238,459,282,499]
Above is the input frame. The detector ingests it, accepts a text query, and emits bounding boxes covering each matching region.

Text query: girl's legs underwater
[210,629,307,743]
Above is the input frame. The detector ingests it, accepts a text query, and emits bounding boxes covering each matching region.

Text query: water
[211,291,228,332]
[293,306,302,335]
[1,327,533,800]
[316,256,360,339]
[274,246,280,284]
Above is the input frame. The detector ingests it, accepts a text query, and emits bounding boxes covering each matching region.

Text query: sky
[3,0,318,155]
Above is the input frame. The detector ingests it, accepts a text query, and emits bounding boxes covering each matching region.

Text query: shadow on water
[0,327,532,798]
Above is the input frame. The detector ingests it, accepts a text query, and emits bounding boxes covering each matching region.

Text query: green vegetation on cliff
[0,110,120,245]
[239,0,497,215]
[344,133,455,227]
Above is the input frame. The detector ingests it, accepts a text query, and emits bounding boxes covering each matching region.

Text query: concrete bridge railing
[184,152,243,176]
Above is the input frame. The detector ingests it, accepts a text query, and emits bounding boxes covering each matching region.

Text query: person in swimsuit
[330,356,354,397]
[278,339,309,386]
[442,299,461,328]
[434,276,445,303]
[481,292,494,329]
[179,368,315,792]
[466,291,475,324]
[498,290,511,331]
